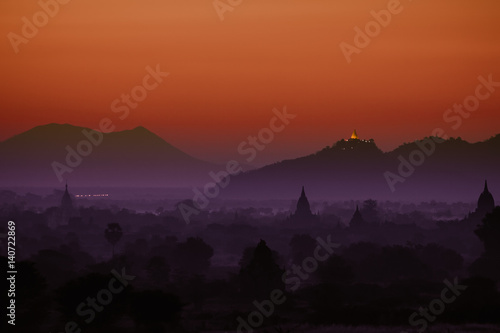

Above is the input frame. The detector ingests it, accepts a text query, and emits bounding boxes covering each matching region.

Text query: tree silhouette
[31,249,75,287]
[471,207,500,280]
[146,256,170,285]
[289,234,316,265]
[1,259,48,330]
[56,272,130,328]
[475,207,500,256]
[130,290,182,332]
[104,223,123,258]
[172,237,213,275]
[239,239,284,299]
[361,199,379,224]
[317,254,354,284]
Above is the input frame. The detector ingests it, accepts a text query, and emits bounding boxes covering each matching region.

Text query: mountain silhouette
[1,124,499,201]
[0,123,215,187]
[225,135,500,201]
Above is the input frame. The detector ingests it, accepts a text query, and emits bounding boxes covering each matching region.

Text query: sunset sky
[1,0,499,165]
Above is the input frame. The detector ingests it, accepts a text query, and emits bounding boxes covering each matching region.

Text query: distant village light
[74,194,109,198]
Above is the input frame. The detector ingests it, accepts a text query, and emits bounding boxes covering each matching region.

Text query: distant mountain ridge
[0,124,499,201]
[225,134,500,201]
[0,123,215,187]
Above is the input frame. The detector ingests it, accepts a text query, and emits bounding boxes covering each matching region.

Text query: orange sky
[1,0,500,165]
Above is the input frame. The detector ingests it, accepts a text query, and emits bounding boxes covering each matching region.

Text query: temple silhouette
[477,180,495,216]
[289,186,319,223]
[327,129,377,154]
[467,180,496,223]
[349,205,366,228]
[48,183,78,228]
[61,183,73,221]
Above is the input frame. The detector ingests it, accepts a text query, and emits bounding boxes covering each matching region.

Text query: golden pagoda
[350,129,359,140]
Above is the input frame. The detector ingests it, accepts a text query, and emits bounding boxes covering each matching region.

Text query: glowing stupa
[350,129,359,140]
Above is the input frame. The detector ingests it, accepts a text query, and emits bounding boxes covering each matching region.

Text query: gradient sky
[1,0,499,166]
